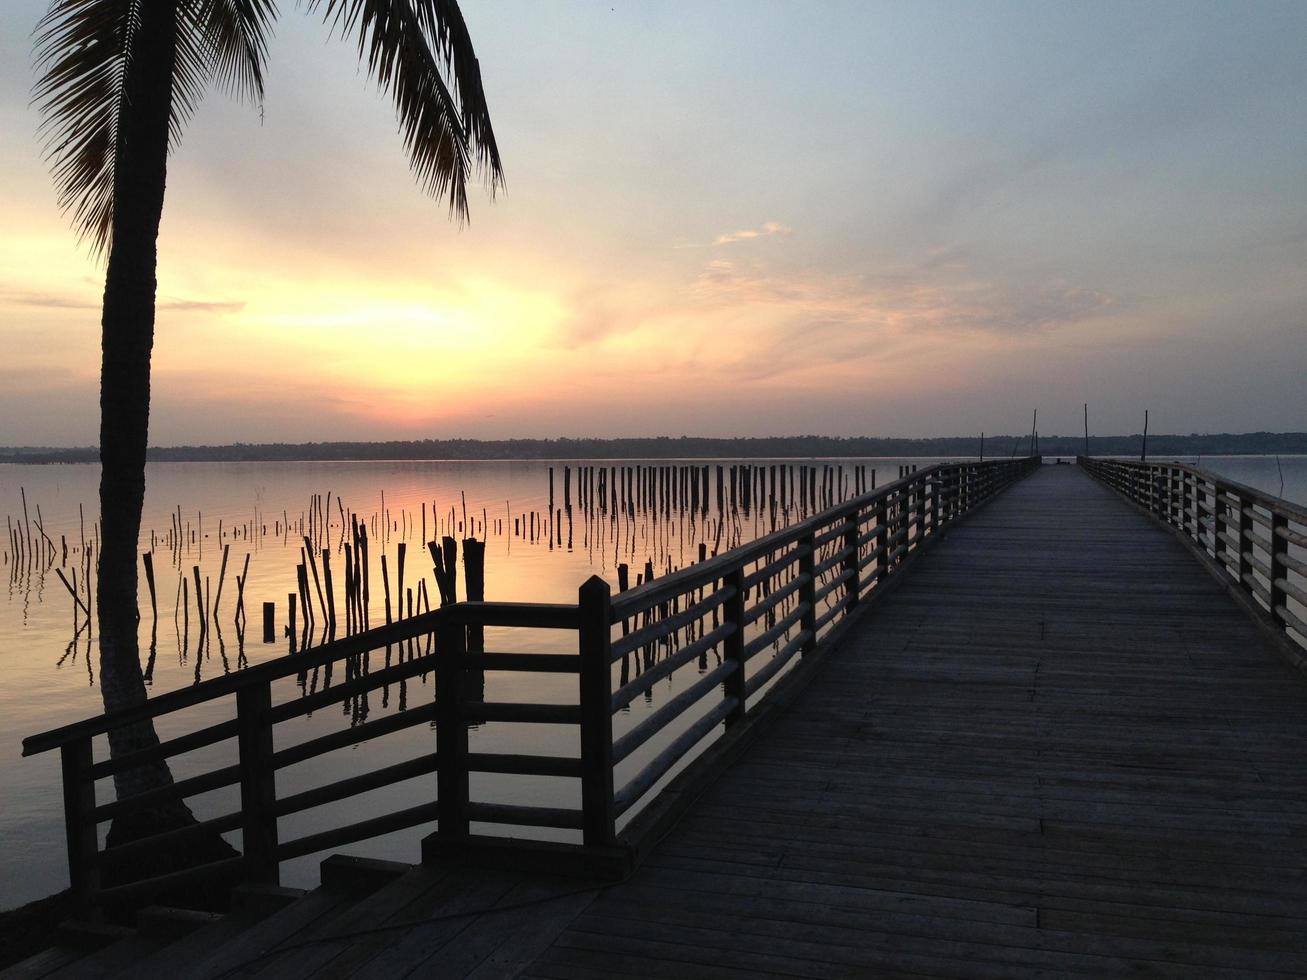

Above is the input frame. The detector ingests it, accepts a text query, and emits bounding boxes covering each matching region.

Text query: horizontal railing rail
[1080,457,1307,650]
[25,456,1040,912]
[598,457,1040,823]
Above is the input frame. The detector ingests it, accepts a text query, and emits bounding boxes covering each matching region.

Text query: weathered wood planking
[522,464,1307,979]
[101,465,1307,979]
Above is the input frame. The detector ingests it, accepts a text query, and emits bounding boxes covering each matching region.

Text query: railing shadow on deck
[1080,456,1307,654]
[23,457,1041,913]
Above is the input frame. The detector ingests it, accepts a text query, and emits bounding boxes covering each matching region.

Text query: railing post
[928,473,939,536]
[1270,513,1288,627]
[874,495,888,583]
[799,531,817,654]
[1213,484,1229,571]
[723,567,747,727]
[1183,470,1195,539]
[578,576,616,846]
[236,680,279,884]
[436,616,470,840]
[60,737,99,912]
[843,510,860,609]
[914,475,926,548]
[1238,494,1253,595]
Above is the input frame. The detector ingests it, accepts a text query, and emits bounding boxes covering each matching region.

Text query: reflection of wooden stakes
[262,601,275,642]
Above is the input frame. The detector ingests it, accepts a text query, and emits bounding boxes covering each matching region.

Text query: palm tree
[34,0,502,845]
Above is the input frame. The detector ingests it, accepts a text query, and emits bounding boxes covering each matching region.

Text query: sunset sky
[0,1,1304,446]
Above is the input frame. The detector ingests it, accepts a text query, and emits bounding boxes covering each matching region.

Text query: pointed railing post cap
[580,574,611,601]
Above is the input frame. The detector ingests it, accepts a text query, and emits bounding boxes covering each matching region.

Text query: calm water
[2,454,1302,909]
[0,455,942,908]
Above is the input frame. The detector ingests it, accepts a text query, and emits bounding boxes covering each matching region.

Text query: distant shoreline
[0,432,1303,464]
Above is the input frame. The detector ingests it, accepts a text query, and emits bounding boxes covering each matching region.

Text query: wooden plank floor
[521,464,1307,979]
[268,465,1307,979]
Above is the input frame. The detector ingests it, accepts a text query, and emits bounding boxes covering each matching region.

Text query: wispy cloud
[0,284,244,316]
[159,298,246,314]
[687,251,1121,385]
[713,221,795,246]
[696,255,1116,336]
[2,290,97,311]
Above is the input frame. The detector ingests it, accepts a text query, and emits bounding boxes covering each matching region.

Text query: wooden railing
[24,457,1039,911]
[1080,457,1307,650]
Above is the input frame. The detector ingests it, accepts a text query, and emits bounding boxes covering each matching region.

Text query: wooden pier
[10,461,1307,978]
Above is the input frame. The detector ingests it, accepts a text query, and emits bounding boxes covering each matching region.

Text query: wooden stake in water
[142,552,157,625]
[235,552,250,627]
[192,566,206,635]
[213,544,230,616]
[321,548,337,631]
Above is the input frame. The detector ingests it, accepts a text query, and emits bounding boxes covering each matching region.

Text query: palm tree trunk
[96,0,189,836]
[94,5,240,892]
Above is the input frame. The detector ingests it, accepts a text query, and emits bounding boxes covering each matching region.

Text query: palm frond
[171,1,278,144]
[35,0,277,256]
[309,0,503,221]
[195,0,278,105]
[34,0,141,254]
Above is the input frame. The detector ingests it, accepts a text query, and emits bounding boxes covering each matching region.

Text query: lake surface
[0,455,936,907]
[1,454,1302,909]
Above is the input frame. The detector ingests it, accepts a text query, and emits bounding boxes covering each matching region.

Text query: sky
[0,0,1304,446]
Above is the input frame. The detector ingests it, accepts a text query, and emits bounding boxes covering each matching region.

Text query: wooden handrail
[23,600,574,756]
[29,455,1040,913]
[605,457,1040,822]
[1080,456,1306,650]
[609,464,954,619]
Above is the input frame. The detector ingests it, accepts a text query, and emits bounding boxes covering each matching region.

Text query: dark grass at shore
[2,432,1305,464]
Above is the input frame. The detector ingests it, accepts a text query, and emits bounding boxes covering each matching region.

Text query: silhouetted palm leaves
[35,0,504,256]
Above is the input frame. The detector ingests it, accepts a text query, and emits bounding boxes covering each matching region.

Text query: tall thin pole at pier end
[1141,410,1149,461]
[1084,403,1089,458]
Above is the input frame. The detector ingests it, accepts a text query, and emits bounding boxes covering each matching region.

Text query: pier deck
[13,464,1307,979]
[214,465,1307,979]
[516,464,1307,977]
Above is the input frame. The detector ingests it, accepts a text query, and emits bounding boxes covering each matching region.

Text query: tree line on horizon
[3,431,1305,464]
